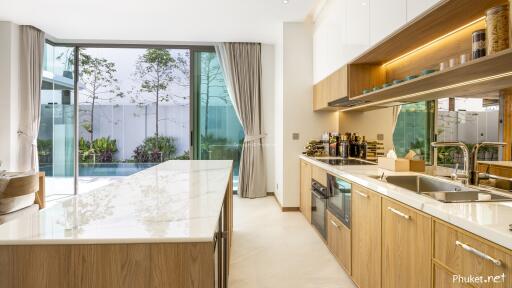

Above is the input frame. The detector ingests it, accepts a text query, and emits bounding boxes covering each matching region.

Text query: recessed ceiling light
[283,0,289,4]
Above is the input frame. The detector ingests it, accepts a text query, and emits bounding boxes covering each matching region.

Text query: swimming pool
[40,163,157,177]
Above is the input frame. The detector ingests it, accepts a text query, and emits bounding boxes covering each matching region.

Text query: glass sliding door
[38,42,76,200]
[193,51,244,190]
[77,47,190,193]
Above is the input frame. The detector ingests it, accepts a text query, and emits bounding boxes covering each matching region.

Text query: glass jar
[472,29,486,59]
[486,4,510,54]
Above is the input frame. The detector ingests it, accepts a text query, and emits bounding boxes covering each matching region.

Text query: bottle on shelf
[339,135,349,159]
[359,136,367,159]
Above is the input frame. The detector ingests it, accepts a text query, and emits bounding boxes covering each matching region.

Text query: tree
[199,53,229,140]
[58,49,123,148]
[79,52,123,147]
[131,48,187,140]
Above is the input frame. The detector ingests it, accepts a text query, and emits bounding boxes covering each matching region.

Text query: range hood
[328,97,370,108]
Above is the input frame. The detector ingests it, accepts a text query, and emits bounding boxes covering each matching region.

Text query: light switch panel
[292,133,300,140]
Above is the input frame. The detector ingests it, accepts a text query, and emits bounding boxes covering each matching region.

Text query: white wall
[261,44,276,193]
[313,0,440,83]
[274,23,285,205]
[279,22,338,208]
[0,21,20,171]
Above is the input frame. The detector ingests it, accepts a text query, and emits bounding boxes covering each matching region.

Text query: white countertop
[478,161,512,168]
[0,160,233,245]
[300,155,512,250]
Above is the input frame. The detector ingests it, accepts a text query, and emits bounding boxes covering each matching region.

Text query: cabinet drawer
[327,210,351,274]
[434,220,512,288]
[433,263,472,288]
[311,165,327,187]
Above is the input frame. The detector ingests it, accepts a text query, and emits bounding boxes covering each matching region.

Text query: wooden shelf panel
[351,0,506,65]
[341,49,512,111]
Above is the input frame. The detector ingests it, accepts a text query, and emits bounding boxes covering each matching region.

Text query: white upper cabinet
[370,0,406,45]
[406,0,440,22]
[345,0,370,61]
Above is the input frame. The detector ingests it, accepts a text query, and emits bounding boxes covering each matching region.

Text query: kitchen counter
[0,160,233,245]
[300,155,512,250]
[478,160,512,168]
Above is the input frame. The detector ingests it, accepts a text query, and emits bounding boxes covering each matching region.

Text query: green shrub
[133,135,177,163]
[79,136,118,163]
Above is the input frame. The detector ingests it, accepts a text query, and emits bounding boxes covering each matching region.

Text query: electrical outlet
[292,133,299,140]
[377,134,384,141]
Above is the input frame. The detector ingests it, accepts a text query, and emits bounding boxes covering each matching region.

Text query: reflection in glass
[193,51,244,191]
[392,101,434,163]
[38,43,75,200]
[436,97,500,168]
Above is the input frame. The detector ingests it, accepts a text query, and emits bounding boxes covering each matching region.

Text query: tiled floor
[228,196,356,288]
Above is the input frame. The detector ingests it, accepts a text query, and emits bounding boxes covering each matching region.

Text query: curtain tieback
[17,130,36,145]
[244,134,266,142]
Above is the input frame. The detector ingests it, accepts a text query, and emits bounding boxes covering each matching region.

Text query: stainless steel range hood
[328,97,370,108]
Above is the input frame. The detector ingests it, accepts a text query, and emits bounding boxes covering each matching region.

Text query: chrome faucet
[471,142,506,185]
[431,142,470,184]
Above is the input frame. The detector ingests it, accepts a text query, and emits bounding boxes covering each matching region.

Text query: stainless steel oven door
[311,189,327,239]
[327,174,351,228]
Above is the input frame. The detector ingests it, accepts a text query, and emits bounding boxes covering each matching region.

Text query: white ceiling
[0,0,315,44]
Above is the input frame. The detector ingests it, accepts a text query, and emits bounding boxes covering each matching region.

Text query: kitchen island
[0,160,233,288]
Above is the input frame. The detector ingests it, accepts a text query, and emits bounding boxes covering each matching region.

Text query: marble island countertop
[0,160,233,245]
[300,155,512,250]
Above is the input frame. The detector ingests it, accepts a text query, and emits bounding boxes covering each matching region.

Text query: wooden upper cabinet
[313,66,348,111]
[382,198,432,288]
[351,184,382,288]
[299,160,312,222]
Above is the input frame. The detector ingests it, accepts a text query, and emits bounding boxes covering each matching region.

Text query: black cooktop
[317,159,376,166]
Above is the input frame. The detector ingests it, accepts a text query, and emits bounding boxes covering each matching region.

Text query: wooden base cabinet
[382,198,432,288]
[300,160,312,222]
[327,210,351,274]
[351,184,381,288]
[433,263,472,288]
[433,220,512,288]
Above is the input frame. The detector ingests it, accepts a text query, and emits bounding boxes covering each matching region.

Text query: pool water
[40,163,157,177]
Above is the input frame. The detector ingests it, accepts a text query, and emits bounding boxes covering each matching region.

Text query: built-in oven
[327,174,351,228]
[311,179,328,239]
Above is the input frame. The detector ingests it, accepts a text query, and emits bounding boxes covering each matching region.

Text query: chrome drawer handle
[387,207,410,220]
[330,220,339,229]
[355,191,368,198]
[455,240,502,266]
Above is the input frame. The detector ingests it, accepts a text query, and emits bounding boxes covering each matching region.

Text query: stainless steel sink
[384,175,476,193]
[380,175,512,203]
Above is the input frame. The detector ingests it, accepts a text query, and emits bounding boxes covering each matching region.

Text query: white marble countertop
[0,160,233,245]
[478,161,512,168]
[300,155,512,250]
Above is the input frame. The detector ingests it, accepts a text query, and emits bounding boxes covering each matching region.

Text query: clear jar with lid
[486,3,510,54]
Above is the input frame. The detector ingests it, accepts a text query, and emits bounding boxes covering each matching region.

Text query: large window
[38,43,75,201]
[392,101,434,163]
[38,44,242,199]
[193,51,244,190]
[435,97,500,169]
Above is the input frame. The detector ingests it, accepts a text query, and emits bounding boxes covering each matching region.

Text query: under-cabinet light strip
[342,71,512,112]
[383,16,486,66]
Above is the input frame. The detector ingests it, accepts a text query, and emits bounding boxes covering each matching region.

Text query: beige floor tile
[228,196,356,288]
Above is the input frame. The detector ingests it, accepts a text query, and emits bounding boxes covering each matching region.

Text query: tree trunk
[90,97,95,148]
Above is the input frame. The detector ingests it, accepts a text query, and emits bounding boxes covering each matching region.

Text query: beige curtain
[18,26,45,172]
[216,42,266,198]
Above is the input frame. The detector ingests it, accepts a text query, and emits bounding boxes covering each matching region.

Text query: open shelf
[351,0,505,65]
[340,49,512,112]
